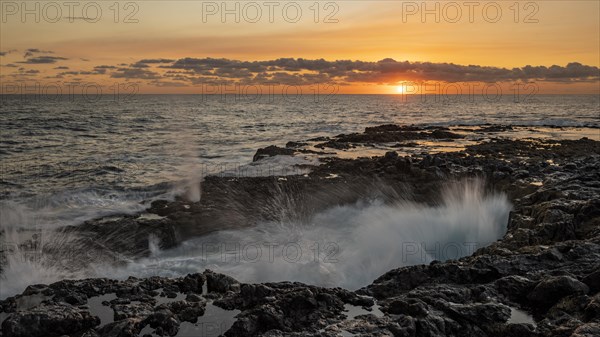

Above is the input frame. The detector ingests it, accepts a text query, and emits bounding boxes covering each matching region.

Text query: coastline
[1,124,599,337]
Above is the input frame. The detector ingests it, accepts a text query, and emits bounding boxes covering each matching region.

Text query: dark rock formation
[1,124,599,337]
[1,303,100,337]
[253,146,295,162]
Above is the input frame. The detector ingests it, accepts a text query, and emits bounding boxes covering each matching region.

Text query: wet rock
[285,141,308,148]
[494,275,536,303]
[205,270,241,294]
[98,318,140,337]
[528,276,590,307]
[253,145,295,162]
[65,292,88,306]
[114,302,154,321]
[164,300,206,323]
[144,309,179,336]
[382,151,398,162]
[447,302,511,324]
[582,270,600,293]
[314,140,354,150]
[1,125,599,337]
[571,323,600,337]
[385,298,428,316]
[185,293,203,302]
[1,303,100,337]
[429,129,464,139]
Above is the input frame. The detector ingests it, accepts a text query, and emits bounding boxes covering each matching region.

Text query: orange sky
[1,1,599,94]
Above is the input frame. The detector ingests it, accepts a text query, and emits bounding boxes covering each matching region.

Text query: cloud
[131,63,150,68]
[149,80,189,87]
[18,56,68,64]
[8,68,42,78]
[24,48,54,58]
[110,67,160,79]
[8,56,598,87]
[138,58,174,64]
[58,71,96,76]
[93,65,117,74]
[1,49,18,56]
[162,57,600,85]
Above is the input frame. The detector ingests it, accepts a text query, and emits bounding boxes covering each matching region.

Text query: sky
[1,0,599,94]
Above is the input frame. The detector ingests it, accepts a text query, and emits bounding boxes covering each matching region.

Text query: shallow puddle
[508,306,536,326]
[343,302,384,320]
[175,302,240,337]
[87,293,117,326]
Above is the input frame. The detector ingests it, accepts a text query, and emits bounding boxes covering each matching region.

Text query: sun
[395,86,405,94]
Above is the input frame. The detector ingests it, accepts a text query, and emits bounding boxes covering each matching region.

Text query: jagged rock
[285,141,308,148]
[144,309,179,336]
[98,318,140,337]
[253,145,295,162]
[582,270,600,292]
[570,323,600,337]
[430,129,463,139]
[528,276,590,307]
[1,303,100,337]
[1,125,599,337]
[205,270,241,294]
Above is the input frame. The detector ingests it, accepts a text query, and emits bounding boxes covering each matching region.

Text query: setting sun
[396,86,405,94]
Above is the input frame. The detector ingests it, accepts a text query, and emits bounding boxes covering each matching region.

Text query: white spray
[100,178,511,290]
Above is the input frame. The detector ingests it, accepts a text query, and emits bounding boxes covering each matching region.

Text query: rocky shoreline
[1,124,599,337]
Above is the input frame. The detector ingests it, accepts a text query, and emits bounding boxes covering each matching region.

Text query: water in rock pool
[1,94,598,299]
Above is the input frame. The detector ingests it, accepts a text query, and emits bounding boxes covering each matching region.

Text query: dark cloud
[138,58,174,64]
[131,63,150,68]
[57,66,108,76]
[149,80,189,87]
[9,68,41,78]
[58,71,96,76]
[54,66,69,70]
[90,65,117,74]
[0,49,18,57]
[110,67,160,79]
[18,56,68,64]
[162,57,599,84]
[24,48,54,58]
[7,56,598,87]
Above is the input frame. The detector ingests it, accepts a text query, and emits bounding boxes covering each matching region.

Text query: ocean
[0,94,598,297]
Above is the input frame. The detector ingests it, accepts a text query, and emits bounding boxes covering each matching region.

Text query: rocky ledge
[0,124,599,337]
